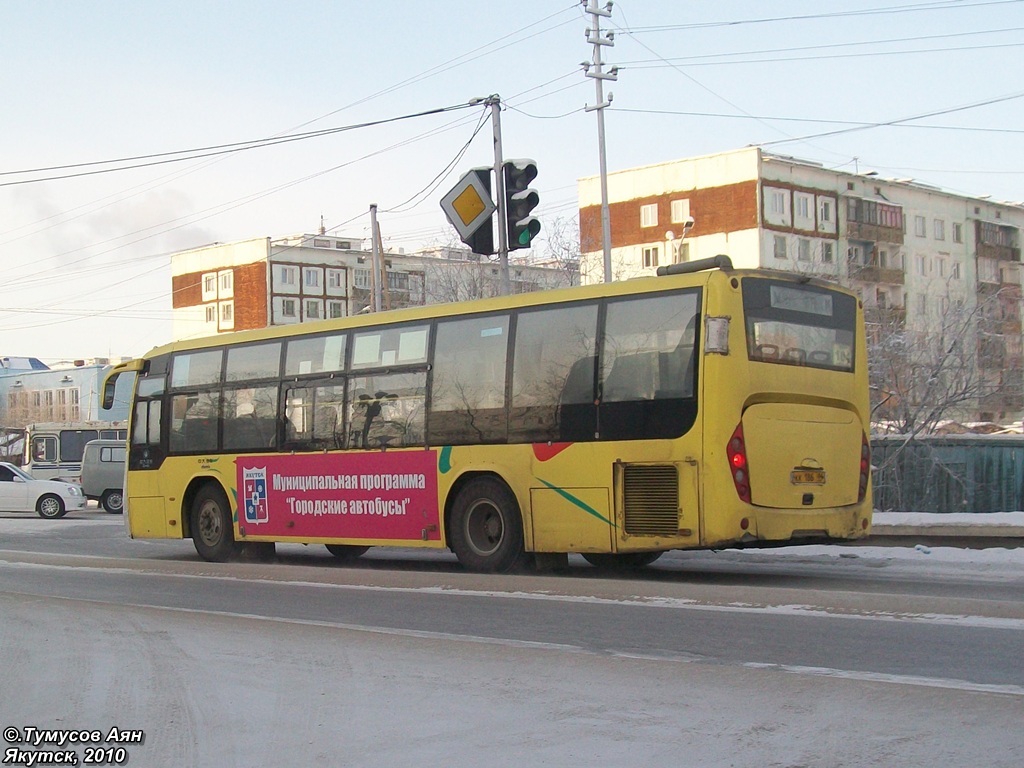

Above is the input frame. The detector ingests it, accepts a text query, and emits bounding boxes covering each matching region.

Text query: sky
[2,0,1023,363]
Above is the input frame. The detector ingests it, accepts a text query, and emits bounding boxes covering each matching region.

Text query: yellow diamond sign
[440,168,495,239]
[452,185,487,226]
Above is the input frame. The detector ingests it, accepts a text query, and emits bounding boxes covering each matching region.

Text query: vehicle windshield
[6,464,33,481]
[742,278,857,372]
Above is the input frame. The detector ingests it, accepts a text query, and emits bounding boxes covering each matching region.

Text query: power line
[0,102,478,188]
[755,90,1024,147]
[611,107,1024,135]
[622,41,1024,68]
[622,0,1024,33]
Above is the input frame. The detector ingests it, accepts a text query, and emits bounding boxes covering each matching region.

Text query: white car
[0,461,86,518]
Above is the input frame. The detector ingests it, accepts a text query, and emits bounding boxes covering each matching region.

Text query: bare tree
[868,283,1023,510]
[541,216,581,286]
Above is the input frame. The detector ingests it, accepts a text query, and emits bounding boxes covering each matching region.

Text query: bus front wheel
[325,544,370,561]
[191,484,242,562]
[582,551,664,569]
[449,477,527,573]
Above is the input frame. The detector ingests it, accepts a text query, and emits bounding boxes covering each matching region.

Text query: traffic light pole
[486,95,512,296]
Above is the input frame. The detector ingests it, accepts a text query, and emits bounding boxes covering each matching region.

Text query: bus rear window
[742,278,856,372]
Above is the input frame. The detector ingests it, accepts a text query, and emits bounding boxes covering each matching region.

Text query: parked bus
[24,421,128,483]
[102,257,872,571]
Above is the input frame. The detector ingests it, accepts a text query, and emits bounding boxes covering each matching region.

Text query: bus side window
[600,291,700,441]
[347,373,426,449]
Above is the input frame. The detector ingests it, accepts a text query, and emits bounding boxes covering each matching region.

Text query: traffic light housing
[503,159,540,250]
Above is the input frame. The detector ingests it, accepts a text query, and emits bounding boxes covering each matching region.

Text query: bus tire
[325,544,370,561]
[37,494,67,519]
[582,551,664,569]
[449,477,527,573]
[100,489,124,514]
[190,484,241,563]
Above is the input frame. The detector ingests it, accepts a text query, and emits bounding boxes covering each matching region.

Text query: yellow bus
[103,257,871,572]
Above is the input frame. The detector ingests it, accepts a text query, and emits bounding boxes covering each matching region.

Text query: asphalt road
[2,510,1023,766]
[2,509,1023,689]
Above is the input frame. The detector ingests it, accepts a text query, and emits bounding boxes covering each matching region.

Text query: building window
[304,268,321,289]
[642,246,659,268]
[202,273,217,301]
[354,269,371,289]
[914,215,926,237]
[218,270,233,292]
[640,204,658,228]
[773,235,787,259]
[670,199,690,223]
[336,241,352,249]
[205,305,216,323]
[798,239,811,261]
[279,266,297,286]
[822,242,834,263]
[915,255,928,276]
[305,299,322,320]
[794,194,811,220]
[916,294,927,315]
[313,238,331,248]
[936,257,946,278]
[951,262,961,280]
[282,299,297,318]
[328,300,346,319]
[819,199,833,223]
[327,269,345,290]
[219,301,234,329]
[953,222,963,244]
[769,189,786,215]
[934,219,945,241]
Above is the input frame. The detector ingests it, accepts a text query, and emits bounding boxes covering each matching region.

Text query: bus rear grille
[623,465,679,536]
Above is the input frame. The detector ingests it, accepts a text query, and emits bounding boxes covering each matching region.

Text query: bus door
[125,373,172,538]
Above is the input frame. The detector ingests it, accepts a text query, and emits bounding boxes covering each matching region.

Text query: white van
[80,439,126,513]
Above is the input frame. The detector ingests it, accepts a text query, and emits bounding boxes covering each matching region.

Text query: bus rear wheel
[582,551,664,569]
[190,484,242,562]
[449,477,527,573]
[325,544,370,561]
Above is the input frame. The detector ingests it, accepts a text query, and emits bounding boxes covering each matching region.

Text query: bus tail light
[858,432,870,503]
[727,422,751,503]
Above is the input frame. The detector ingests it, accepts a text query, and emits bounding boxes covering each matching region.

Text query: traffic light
[503,159,540,250]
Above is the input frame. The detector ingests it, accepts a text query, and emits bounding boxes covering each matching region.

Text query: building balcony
[977,242,1021,263]
[865,305,906,327]
[848,263,905,285]
[846,221,904,244]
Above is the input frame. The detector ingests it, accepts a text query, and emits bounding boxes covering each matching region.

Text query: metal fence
[871,435,1024,513]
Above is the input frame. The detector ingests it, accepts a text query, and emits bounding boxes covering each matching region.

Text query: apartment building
[170,234,575,342]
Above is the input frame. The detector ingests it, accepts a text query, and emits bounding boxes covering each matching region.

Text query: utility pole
[582,0,617,283]
[370,203,382,312]
[486,95,512,295]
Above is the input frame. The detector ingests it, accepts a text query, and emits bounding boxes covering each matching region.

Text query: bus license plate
[791,469,825,485]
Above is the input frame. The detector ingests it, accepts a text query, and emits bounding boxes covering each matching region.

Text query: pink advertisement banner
[235,451,440,541]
